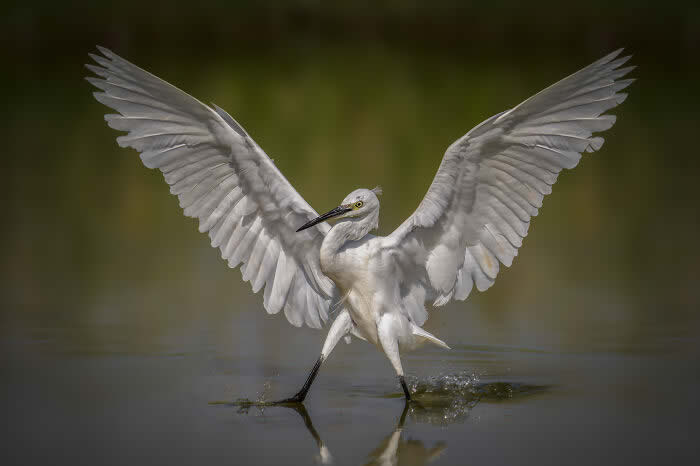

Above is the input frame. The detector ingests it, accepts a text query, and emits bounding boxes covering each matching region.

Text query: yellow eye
[354,201,364,209]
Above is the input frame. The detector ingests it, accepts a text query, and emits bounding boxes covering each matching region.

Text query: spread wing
[383,49,634,325]
[86,47,336,328]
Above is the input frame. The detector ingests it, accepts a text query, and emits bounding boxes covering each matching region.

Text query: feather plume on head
[371,186,383,196]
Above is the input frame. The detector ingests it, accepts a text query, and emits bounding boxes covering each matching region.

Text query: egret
[87,47,633,402]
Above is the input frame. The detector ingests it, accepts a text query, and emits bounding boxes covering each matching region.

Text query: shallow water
[3,306,698,465]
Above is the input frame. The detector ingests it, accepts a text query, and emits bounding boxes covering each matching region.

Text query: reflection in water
[241,402,446,466]
[232,402,335,464]
[227,374,547,464]
[365,403,446,466]
[282,404,334,465]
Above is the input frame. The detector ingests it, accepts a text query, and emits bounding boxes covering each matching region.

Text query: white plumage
[87,47,633,401]
[87,47,335,330]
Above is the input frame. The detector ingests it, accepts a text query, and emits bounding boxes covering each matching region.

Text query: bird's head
[296,186,382,232]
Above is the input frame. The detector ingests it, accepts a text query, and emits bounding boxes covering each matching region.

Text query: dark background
[2,1,699,465]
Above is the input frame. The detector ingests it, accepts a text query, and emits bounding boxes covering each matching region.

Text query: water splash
[403,372,549,425]
[223,380,275,414]
[256,380,272,404]
[407,371,481,397]
[402,372,479,424]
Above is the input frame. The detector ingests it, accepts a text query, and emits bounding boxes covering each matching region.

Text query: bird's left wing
[86,47,336,328]
[383,50,634,325]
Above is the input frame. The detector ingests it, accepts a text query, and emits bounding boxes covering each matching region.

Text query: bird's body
[321,234,384,345]
[321,226,447,351]
[87,47,634,401]
[310,188,451,378]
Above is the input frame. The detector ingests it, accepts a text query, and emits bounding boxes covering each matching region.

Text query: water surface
[3,305,698,465]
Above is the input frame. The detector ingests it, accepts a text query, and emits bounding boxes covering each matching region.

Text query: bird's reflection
[364,403,446,466]
[284,403,334,465]
[231,400,448,465]
[229,377,547,464]
[286,402,446,466]
[233,398,460,465]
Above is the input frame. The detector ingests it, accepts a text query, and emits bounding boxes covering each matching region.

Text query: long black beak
[296,206,351,232]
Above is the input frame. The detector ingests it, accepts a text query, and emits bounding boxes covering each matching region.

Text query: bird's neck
[320,213,378,263]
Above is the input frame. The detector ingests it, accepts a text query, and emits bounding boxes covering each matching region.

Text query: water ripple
[403,372,549,425]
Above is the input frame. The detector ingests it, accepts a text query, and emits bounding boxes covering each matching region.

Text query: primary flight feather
[87,47,633,402]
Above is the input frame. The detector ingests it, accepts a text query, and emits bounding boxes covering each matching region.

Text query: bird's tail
[410,323,450,350]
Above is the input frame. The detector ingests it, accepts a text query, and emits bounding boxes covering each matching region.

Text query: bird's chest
[319,241,372,290]
[320,242,394,346]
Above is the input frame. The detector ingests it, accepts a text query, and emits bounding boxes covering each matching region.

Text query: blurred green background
[2,0,698,348]
[2,2,700,465]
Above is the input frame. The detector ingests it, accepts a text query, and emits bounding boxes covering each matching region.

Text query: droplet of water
[256,380,272,404]
[403,372,548,425]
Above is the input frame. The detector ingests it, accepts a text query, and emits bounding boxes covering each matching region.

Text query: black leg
[273,356,324,404]
[399,375,411,401]
[398,399,409,427]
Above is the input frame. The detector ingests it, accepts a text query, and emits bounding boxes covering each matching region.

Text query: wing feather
[385,50,634,315]
[87,47,336,329]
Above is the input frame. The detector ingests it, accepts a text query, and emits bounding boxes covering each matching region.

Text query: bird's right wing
[86,47,336,328]
[383,50,634,325]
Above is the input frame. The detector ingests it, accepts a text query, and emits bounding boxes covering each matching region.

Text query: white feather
[88,48,633,382]
[87,47,335,329]
[386,49,633,309]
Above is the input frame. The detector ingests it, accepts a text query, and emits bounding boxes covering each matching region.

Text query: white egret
[87,47,633,402]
